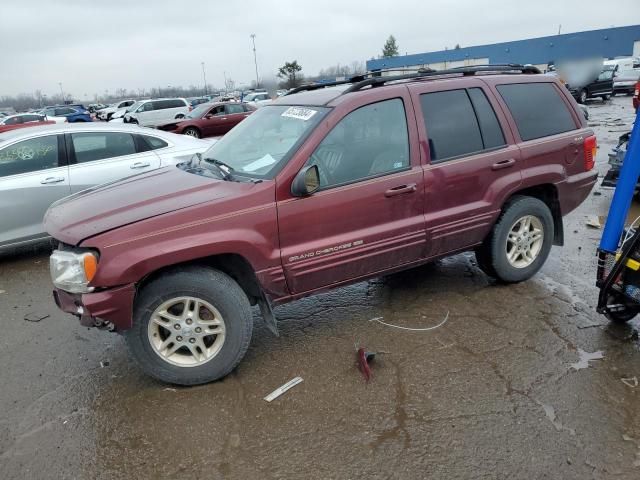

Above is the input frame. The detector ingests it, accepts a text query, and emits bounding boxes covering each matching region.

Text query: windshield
[200,105,328,178]
[186,103,212,119]
[126,101,142,113]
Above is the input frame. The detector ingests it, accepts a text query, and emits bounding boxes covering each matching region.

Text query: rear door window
[71,132,136,163]
[420,89,484,161]
[467,88,505,149]
[225,104,244,114]
[496,83,577,141]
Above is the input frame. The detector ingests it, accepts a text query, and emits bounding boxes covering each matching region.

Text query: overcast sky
[1,0,637,98]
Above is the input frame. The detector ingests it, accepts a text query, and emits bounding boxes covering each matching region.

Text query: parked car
[569,68,614,103]
[97,100,136,121]
[243,91,272,107]
[41,105,92,123]
[0,113,54,133]
[108,101,142,122]
[0,123,210,252]
[157,102,255,138]
[188,97,210,108]
[123,98,190,127]
[45,65,597,385]
[634,80,640,111]
[613,69,640,95]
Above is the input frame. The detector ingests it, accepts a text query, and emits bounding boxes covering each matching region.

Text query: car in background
[0,114,54,133]
[633,81,639,112]
[188,97,210,108]
[41,105,92,123]
[97,100,136,121]
[88,104,107,113]
[157,101,255,138]
[568,68,614,103]
[123,98,190,127]
[243,91,272,107]
[0,123,211,252]
[613,69,640,95]
[108,101,143,122]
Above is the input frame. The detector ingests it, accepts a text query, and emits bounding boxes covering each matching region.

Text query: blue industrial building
[367,25,640,72]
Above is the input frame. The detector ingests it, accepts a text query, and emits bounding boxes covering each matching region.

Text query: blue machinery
[597,109,640,320]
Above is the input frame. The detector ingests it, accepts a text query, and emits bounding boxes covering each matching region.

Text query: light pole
[250,34,259,88]
[223,71,228,93]
[58,82,65,102]
[201,62,208,96]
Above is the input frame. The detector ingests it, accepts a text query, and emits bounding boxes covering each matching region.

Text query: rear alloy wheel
[125,267,253,385]
[183,127,200,138]
[476,196,553,283]
[578,89,588,104]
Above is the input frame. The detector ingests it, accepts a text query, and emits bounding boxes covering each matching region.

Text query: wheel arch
[137,252,263,306]
[503,184,563,246]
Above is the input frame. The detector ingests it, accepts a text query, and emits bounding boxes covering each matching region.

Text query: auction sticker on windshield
[281,107,317,121]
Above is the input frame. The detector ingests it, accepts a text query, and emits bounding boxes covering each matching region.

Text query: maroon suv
[157,101,255,138]
[45,65,597,385]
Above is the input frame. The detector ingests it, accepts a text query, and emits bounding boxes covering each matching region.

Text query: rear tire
[183,127,201,138]
[601,94,610,101]
[604,295,639,323]
[124,267,253,386]
[476,196,554,283]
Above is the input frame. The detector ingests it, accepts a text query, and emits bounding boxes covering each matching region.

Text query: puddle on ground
[570,349,604,370]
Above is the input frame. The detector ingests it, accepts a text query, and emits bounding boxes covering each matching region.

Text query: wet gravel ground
[1,96,640,479]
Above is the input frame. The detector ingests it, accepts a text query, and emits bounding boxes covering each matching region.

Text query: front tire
[601,94,610,101]
[476,196,554,283]
[578,89,588,104]
[183,127,201,138]
[125,267,253,385]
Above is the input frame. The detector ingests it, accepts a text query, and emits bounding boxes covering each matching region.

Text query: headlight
[50,250,99,293]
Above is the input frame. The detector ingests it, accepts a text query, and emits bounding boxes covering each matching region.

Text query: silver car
[0,123,212,252]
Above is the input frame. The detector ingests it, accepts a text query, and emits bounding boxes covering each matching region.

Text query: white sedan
[0,123,212,252]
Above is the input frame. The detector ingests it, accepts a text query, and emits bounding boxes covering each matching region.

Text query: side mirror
[291,165,320,197]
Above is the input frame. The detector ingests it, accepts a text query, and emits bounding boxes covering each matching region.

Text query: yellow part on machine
[616,253,640,271]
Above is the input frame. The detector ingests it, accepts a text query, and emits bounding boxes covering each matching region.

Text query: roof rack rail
[284,74,367,96]
[342,64,540,94]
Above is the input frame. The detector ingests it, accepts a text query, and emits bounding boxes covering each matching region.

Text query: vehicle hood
[44,166,236,245]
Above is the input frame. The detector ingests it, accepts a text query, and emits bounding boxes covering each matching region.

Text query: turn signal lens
[82,253,98,282]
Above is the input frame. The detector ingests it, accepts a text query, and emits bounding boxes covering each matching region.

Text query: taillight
[584,135,597,171]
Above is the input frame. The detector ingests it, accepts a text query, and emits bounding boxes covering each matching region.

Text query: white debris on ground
[570,349,604,370]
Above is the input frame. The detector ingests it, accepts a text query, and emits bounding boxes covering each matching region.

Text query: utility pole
[58,82,64,102]
[201,62,208,96]
[250,34,259,88]
[558,24,562,35]
[223,71,228,93]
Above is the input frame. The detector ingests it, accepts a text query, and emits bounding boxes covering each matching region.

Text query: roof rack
[342,64,540,94]
[285,75,368,96]
[284,64,540,97]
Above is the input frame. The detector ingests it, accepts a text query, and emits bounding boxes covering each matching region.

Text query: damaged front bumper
[53,284,136,331]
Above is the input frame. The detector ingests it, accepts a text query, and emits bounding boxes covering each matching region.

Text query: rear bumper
[558,169,598,215]
[53,283,136,331]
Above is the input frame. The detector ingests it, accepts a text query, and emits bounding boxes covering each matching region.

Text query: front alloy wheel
[125,267,253,385]
[148,296,226,367]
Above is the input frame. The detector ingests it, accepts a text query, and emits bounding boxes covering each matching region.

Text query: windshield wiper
[203,157,236,181]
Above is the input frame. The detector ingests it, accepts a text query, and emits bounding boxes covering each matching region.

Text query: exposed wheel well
[505,184,563,246]
[137,254,262,305]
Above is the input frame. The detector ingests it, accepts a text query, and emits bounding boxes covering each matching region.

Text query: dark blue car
[42,104,92,122]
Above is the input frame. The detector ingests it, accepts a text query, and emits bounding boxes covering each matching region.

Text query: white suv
[124,98,190,127]
[97,100,136,121]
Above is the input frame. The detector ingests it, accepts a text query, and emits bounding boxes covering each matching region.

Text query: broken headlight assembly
[50,249,99,293]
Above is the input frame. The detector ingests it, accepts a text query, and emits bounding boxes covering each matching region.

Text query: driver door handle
[491,158,516,170]
[130,162,151,169]
[40,176,65,184]
[385,183,417,197]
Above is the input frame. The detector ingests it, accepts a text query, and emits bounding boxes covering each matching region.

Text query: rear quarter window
[497,83,577,141]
